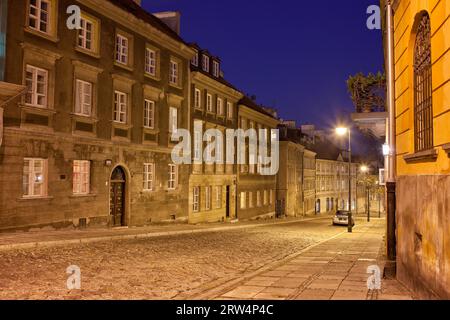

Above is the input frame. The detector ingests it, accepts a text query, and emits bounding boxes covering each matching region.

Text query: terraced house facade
[0,0,195,231]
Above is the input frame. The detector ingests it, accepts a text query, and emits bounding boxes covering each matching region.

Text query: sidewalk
[0,215,325,252]
[209,219,413,300]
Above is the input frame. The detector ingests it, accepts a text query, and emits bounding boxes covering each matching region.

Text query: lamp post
[336,127,352,233]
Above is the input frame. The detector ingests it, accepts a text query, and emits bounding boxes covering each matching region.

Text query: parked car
[332,210,355,226]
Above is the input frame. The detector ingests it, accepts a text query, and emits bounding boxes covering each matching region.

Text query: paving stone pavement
[212,219,414,300]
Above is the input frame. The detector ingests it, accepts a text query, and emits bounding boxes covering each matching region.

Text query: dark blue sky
[144,0,384,130]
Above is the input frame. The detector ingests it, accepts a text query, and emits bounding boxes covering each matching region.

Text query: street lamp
[335,127,352,233]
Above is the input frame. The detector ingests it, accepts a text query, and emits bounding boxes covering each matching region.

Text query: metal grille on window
[414,14,433,152]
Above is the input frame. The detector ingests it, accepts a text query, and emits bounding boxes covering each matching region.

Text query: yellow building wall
[394,0,450,176]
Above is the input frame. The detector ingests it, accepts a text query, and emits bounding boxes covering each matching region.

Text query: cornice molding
[192,72,243,100]
[78,0,195,60]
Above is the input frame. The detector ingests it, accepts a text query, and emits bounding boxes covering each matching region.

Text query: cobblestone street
[0,217,351,300]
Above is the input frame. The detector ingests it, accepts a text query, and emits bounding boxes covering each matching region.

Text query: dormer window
[202,55,210,73]
[191,52,199,67]
[213,61,220,78]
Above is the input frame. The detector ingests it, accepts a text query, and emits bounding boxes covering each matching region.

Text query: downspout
[385,0,397,261]
[0,0,6,81]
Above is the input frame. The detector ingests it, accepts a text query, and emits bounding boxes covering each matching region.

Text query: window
[170,60,179,85]
[144,100,155,129]
[191,52,199,66]
[213,61,220,77]
[194,89,202,109]
[73,160,90,195]
[145,48,157,76]
[217,98,223,116]
[75,80,92,116]
[205,186,212,210]
[269,190,273,205]
[414,13,433,152]
[193,186,200,212]
[194,121,203,161]
[227,102,233,119]
[113,91,127,123]
[257,191,261,207]
[143,163,155,191]
[202,55,210,72]
[215,186,222,209]
[115,34,129,65]
[168,164,178,190]
[28,0,51,34]
[23,158,47,197]
[169,107,178,134]
[264,190,268,206]
[78,17,94,51]
[249,192,254,208]
[206,94,213,112]
[240,192,246,209]
[25,65,48,107]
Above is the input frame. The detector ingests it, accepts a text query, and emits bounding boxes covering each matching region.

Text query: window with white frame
[143,163,155,191]
[170,60,179,85]
[257,191,262,207]
[227,102,233,119]
[202,55,210,72]
[191,52,199,66]
[206,94,213,112]
[269,190,273,205]
[215,186,222,209]
[144,100,155,129]
[113,91,127,123]
[75,79,92,116]
[23,158,47,197]
[73,160,90,195]
[78,16,94,51]
[28,0,51,34]
[168,164,178,190]
[194,88,201,109]
[193,186,200,212]
[217,98,223,116]
[240,192,246,209]
[169,107,178,134]
[205,186,212,210]
[194,120,203,161]
[25,65,48,108]
[264,190,268,206]
[115,34,129,65]
[213,61,220,77]
[145,47,157,76]
[249,191,254,208]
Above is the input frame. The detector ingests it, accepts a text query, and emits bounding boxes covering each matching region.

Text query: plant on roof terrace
[347,72,386,113]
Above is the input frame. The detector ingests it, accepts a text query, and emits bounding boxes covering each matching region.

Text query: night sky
[144,0,384,151]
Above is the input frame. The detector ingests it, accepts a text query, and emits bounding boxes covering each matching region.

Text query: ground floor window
[23,158,47,197]
[168,164,178,190]
[205,186,212,210]
[215,186,222,209]
[143,163,155,191]
[240,192,246,209]
[193,186,200,212]
[263,190,268,206]
[73,160,90,195]
[269,190,273,205]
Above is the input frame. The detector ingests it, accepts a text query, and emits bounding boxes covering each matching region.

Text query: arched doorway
[315,199,321,214]
[110,166,127,227]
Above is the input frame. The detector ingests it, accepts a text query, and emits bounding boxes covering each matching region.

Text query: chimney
[153,11,181,35]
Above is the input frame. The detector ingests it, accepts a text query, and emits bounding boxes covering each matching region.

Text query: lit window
[249,192,254,208]
[23,158,47,197]
[144,100,155,129]
[143,163,155,191]
[227,102,233,119]
[169,107,178,134]
[240,192,246,209]
[217,98,223,116]
[194,89,201,109]
[213,61,220,77]
[115,34,129,65]
[194,120,203,161]
[193,186,200,212]
[269,190,273,205]
[75,80,92,116]
[145,48,157,76]
[73,160,90,195]
[168,164,178,190]
[205,186,212,210]
[202,55,210,72]
[191,52,199,67]
[28,0,51,34]
[78,17,94,51]
[206,94,213,112]
[25,65,48,108]
[257,191,261,207]
[215,186,222,209]
[264,190,268,206]
[170,60,179,85]
[113,91,127,123]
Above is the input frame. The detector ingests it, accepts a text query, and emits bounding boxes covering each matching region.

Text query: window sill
[75,47,100,59]
[71,114,99,123]
[443,144,450,157]
[169,83,183,90]
[70,194,97,199]
[114,62,134,72]
[403,149,438,163]
[20,104,57,115]
[24,27,59,43]
[144,73,161,82]
[17,196,54,202]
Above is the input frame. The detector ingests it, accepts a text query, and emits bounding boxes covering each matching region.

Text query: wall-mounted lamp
[382,144,391,156]
[105,159,113,167]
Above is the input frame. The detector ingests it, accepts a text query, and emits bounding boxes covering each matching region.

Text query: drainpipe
[385,0,397,261]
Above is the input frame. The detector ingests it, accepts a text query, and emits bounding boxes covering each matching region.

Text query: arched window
[414,13,433,152]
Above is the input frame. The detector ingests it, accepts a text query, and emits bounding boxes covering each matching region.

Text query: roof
[239,96,278,119]
[108,0,187,45]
